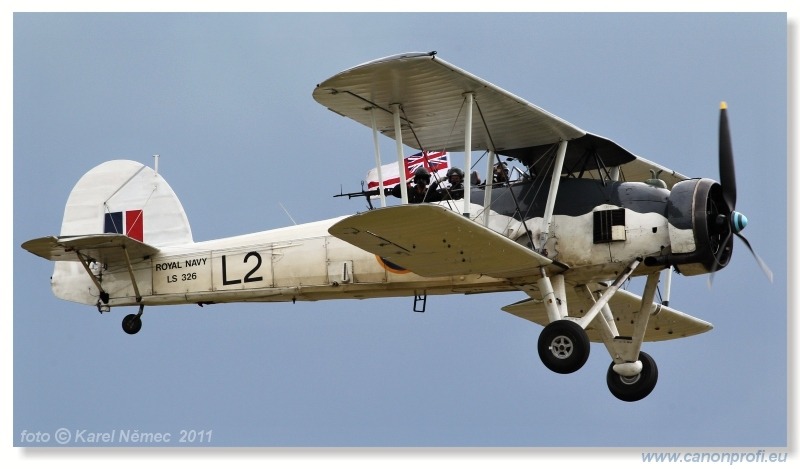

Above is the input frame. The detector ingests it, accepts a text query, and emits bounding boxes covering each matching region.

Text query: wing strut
[463,92,473,217]
[482,150,496,227]
[391,104,409,204]
[539,140,568,250]
[370,107,388,208]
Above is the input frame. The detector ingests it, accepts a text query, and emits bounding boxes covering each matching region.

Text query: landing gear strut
[122,305,144,335]
[533,260,665,401]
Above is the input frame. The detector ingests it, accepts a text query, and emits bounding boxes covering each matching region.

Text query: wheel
[122,313,142,335]
[537,320,590,374]
[607,351,658,402]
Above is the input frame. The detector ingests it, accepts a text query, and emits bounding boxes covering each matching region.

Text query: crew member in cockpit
[391,166,441,203]
[492,162,510,184]
[438,167,465,200]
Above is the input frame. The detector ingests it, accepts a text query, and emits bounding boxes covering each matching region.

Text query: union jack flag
[366,151,450,190]
[403,151,449,181]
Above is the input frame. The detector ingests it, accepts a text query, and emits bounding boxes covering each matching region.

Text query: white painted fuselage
[54,199,671,309]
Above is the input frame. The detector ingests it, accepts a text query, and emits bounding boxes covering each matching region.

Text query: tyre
[122,313,142,335]
[537,320,590,374]
[607,351,658,402]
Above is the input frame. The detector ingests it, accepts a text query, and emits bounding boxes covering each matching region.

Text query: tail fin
[60,159,192,246]
[48,160,192,305]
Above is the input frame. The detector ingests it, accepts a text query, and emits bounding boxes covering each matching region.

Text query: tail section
[59,159,192,246]
[46,160,192,305]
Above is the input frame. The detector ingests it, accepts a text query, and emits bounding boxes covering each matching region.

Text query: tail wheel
[607,351,659,402]
[537,320,590,374]
[122,313,142,335]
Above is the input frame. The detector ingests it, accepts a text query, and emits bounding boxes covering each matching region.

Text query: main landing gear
[536,319,660,402]
[122,305,144,335]
[534,260,662,402]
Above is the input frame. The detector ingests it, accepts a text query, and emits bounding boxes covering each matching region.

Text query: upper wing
[500,133,690,187]
[22,234,159,264]
[313,52,585,153]
[501,284,713,342]
[314,52,688,186]
[328,204,552,278]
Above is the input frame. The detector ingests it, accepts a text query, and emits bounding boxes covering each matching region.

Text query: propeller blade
[719,101,737,210]
[735,232,774,283]
[706,103,772,287]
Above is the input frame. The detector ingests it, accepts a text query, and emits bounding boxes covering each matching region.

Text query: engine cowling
[645,178,733,276]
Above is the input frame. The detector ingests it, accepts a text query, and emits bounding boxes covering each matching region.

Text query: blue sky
[5,6,795,466]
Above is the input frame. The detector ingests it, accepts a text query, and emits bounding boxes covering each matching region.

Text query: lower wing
[501,283,713,342]
[328,204,552,278]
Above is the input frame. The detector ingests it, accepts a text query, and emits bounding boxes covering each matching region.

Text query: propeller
[709,102,773,286]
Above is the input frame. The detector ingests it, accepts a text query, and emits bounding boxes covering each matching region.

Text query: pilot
[492,162,510,184]
[391,166,440,203]
[439,167,465,200]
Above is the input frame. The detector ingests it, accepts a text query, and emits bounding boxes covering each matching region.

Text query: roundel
[375,255,410,274]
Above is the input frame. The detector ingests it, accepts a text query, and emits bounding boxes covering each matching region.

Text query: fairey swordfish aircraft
[23,52,772,402]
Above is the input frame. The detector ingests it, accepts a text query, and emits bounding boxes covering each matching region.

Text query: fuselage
[57,177,678,308]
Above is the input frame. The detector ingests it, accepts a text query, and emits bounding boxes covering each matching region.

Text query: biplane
[22,52,771,402]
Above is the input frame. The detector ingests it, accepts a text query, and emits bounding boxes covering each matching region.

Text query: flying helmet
[446,167,464,183]
[413,167,431,184]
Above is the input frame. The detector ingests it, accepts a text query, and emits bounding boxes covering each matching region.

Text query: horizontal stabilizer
[329,204,551,278]
[22,234,159,265]
[502,285,713,342]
